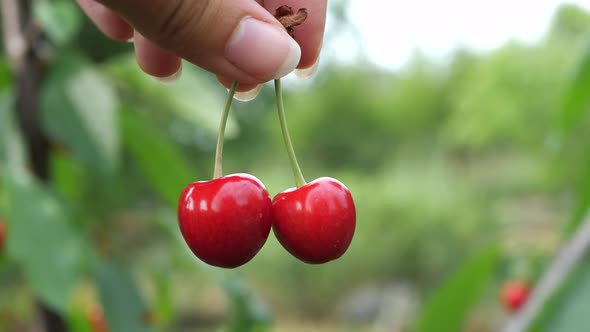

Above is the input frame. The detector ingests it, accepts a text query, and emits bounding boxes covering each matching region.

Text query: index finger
[263,0,327,69]
[76,0,134,41]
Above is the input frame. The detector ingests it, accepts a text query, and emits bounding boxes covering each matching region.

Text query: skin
[76,0,327,92]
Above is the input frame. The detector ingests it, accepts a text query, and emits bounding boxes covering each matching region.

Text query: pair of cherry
[177,80,356,268]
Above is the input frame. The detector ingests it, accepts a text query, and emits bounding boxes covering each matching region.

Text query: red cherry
[0,220,5,252]
[178,174,272,268]
[87,305,109,332]
[272,177,356,264]
[500,281,531,312]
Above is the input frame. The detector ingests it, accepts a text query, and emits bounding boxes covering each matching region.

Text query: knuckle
[157,0,213,44]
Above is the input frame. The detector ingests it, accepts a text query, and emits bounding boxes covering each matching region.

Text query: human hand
[76,0,326,100]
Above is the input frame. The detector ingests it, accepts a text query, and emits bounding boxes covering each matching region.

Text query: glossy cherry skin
[178,174,272,268]
[500,280,531,312]
[272,177,356,264]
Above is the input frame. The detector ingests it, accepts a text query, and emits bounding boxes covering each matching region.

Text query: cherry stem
[213,81,238,179]
[274,79,307,188]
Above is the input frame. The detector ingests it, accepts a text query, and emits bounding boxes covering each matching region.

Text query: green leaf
[412,246,499,332]
[0,89,27,168]
[559,45,590,132]
[67,307,93,332]
[94,260,152,332]
[219,276,272,332]
[51,152,86,205]
[3,167,87,313]
[150,271,174,328]
[40,52,119,174]
[120,108,195,208]
[33,0,82,45]
[106,55,238,137]
[535,260,590,332]
[564,160,590,235]
[0,58,13,90]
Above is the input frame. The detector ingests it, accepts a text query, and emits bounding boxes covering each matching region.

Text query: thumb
[96,0,301,84]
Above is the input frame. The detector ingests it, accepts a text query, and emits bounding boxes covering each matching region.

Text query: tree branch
[503,216,590,332]
[1,0,27,71]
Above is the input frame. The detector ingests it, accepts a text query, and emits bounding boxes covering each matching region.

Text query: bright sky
[327,0,590,70]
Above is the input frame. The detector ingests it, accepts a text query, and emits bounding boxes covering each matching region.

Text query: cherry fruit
[87,305,109,332]
[272,79,356,264]
[272,177,355,264]
[500,280,531,312]
[0,220,5,252]
[177,82,272,268]
[178,174,272,268]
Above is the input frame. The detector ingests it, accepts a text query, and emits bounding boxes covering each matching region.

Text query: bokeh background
[2,1,590,331]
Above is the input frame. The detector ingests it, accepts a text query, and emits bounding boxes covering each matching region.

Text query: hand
[76,0,326,99]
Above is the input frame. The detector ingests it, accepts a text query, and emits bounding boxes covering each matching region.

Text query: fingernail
[156,65,182,84]
[127,37,134,43]
[294,57,320,79]
[226,17,301,80]
[234,85,262,101]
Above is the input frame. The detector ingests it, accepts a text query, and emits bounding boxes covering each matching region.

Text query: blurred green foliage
[530,259,590,332]
[1,2,590,332]
[412,246,499,332]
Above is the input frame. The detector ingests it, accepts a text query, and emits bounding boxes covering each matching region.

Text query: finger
[95,0,301,85]
[76,0,133,41]
[216,76,261,101]
[263,0,327,70]
[216,76,258,92]
[134,32,182,80]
